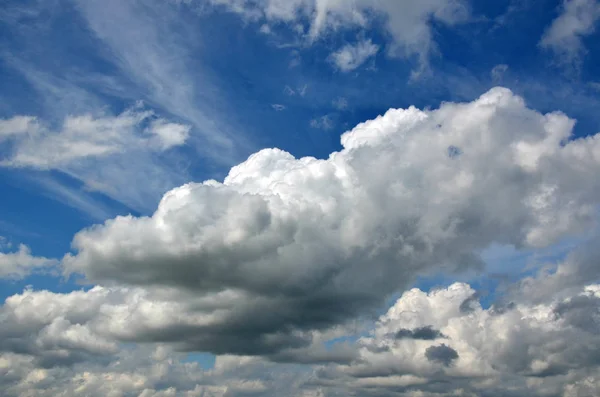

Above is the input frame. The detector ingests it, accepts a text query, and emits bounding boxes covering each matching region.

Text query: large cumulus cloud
[2,87,600,395]
[54,87,600,357]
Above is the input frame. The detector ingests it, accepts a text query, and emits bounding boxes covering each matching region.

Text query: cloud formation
[540,0,600,67]
[209,0,470,71]
[2,87,600,395]
[0,109,189,169]
[0,241,57,279]
[330,39,379,72]
[3,276,600,396]
[46,87,600,360]
[318,278,600,396]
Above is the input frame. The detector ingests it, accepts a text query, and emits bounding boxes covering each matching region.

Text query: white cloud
[0,110,189,169]
[49,87,600,360]
[0,115,38,138]
[332,97,348,110]
[490,63,509,82]
[271,104,286,111]
[72,0,241,156]
[3,87,600,395]
[329,39,379,72]
[540,0,600,66]
[309,114,334,130]
[0,0,249,216]
[149,120,191,151]
[209,0,470,71]
[0,242,57,279]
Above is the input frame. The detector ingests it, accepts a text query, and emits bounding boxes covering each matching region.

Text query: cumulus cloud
[540,0,600,66]
[208,0,470,71]
[46,87,600,361]
[3,279,600,395]
[3,87,600,395]
[0,241,57,279]
[320,280,600,396]
[329,39,379,72]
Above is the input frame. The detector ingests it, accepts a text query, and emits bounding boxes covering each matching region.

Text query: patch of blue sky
[183,352,216,370]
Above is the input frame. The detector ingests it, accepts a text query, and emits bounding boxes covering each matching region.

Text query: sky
[1,0,600,396]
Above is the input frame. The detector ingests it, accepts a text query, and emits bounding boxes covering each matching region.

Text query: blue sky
[2,1,600,396]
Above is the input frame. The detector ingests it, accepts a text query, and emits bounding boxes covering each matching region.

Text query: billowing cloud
[4,275,600,395]
[329,39,378,72]
[321,278,600,396]
[2,87,600,395]
[540,0,600,66]
[47,87,600,359]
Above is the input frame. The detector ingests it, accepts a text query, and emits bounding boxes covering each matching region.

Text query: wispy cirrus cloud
[540,0,600,68]
[208,0,470,73]
[0,0,254,217]
[329,39,379,73]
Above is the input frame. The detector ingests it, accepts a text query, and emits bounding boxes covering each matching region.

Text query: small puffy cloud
[329,39,379,72]
[0,242,57,280]
[271,104,286,111]
[309,114,334,130]
[148,120,191,151]
[326,279,600,396]
[491,63,509,82]
[332,97,348,110]
[540,0,600,66]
